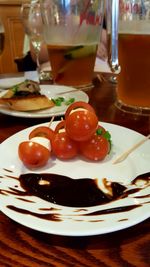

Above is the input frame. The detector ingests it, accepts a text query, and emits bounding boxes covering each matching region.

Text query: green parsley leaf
[65,98,75,105]
[96,128,103,135]
[103,131,112,153]
[52,97,75,106]
[96,128,112,153]
[12,85,19,94]
[103,131,111,141]
[52,97,65,106]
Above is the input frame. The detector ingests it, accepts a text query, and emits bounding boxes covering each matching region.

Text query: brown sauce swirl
[0,170,149,222]
[19,173,127,208]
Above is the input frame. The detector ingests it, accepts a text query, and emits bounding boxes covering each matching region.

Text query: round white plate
[0,122,149,236]
[0,77,25,89]
[0,84,89,118]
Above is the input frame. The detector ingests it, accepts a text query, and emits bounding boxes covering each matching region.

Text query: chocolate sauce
[6,175,18,180]
[3,168,13,173]
[19,173,126,207]
[0,169,150,223]
[132,172,150,185]
[6,203,142,223]
[135,194,150,199]
[6,187,27,196]
[16,197,35,203]
[86,204,142,216]
[6,205,62,222]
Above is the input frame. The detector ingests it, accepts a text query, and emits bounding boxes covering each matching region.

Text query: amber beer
[47,44,97,88]
[117,32,150,110]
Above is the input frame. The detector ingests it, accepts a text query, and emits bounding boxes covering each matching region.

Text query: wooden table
[0,73,150,267]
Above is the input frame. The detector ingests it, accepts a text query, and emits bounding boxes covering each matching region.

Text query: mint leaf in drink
[64,45,96,59]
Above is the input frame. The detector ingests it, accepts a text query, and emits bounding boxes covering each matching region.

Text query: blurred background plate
[0,84,89,118]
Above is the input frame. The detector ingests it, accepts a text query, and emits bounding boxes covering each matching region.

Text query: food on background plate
[18,101,111,169]
[0,79,55,111]
[52,96,75,106]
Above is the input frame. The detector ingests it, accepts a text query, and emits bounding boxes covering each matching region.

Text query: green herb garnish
[52,97,65,106]
[11,79,29,95]
[104,131,112,152]
[12,85,19,94]
[103,131,111,141]
[65,98,75,105]
[96,128,103,135]
[52,97,75,106]
[96,128,112,152]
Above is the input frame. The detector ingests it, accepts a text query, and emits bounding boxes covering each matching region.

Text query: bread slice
[0,80,55,111]
[0,94,54,111]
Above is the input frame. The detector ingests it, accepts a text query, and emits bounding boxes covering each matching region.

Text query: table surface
[0,73,149,267]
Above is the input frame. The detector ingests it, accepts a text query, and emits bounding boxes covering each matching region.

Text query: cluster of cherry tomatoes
[18,101,111,169]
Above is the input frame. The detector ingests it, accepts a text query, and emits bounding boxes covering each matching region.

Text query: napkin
[24,71,39,82]
[95,58,111,73]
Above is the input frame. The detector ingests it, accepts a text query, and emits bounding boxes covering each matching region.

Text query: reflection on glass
[21,1,44,78]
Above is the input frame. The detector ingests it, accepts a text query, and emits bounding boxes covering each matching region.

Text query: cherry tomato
[65,101,96,119]
[54,120,65,134]
[79,134,110,161]
[29,126,54,141]
[51,132,78,160]
[96,125,112,153]
[65,109,98,141]
[18,140,50,169]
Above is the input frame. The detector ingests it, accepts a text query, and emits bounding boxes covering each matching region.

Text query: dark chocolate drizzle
[19,173,127,207]
[0,170,149,223]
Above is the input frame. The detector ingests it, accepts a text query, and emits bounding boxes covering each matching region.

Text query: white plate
[0,122,149,236]
[0,77,25,89]
[0,84,89,118]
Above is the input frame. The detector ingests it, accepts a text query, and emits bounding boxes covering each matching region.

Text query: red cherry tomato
[18,141,50,169]
[52,132,78,160]
[65,109,98,141]
[65,101,96,119]
[54,120,65,134]
[79,134,110,161]
[29,126,54,141]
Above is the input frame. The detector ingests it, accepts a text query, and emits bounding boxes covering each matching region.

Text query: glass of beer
[40,0,105,90]
[116,0,150,115]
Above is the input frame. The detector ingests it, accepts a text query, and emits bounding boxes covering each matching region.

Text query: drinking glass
[0,18,5,56]
[40,0,107,89]
[21,1,44,78]
[114,0,150,115]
